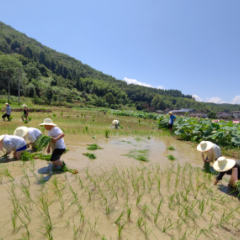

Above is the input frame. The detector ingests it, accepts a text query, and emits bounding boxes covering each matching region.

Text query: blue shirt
[169,115,176,124]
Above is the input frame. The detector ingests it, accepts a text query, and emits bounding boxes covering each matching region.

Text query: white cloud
[206,97,225,104]
[232,95,240,104]
[124,77,164,89]
[192,94,203,102]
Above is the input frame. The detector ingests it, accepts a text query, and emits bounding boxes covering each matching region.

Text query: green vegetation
[167,146,175,150]
[158,116,240,147]
[83,153,96,159]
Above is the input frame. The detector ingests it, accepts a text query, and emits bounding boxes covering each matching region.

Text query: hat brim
[39,123,56,126]
[213,159,236,172]
[197,141,213,152]
[13,127,29,138]
[0,135,5,142]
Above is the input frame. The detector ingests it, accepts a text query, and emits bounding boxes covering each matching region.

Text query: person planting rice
[111,119,120,129]
[197,141,221,167]
[2,103,11,121]
[21,104,29,121]
[13,126,42,149]
[213,157,240,189]
[168,111,176,133]
[0,135,27,160]
[39,118,66,169]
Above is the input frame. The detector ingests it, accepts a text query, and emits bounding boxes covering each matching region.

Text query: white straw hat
[169,111,173,114]
[39,118,56,126]
[22,104,27,107]
[0,135,5,142]
[197,141,213,152]
[5,103,9,105]
[213,156,235,172]
[14,126,29,138]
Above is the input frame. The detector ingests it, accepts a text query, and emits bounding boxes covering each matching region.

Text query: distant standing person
[21,104,29,121]
[2,103,11,121]
[0,135,27,160]
[168,112,176,133]
[14,126,42,150]
[111,120,120,129]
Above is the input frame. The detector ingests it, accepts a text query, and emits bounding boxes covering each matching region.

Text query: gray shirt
[6,105,11,115]
[204,143,221,162]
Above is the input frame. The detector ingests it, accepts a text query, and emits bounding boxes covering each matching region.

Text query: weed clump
[166,154,176,160]
[167,146,175,150]
[87,144,103,151]
[123,149,149,162]
[83,153,96,159]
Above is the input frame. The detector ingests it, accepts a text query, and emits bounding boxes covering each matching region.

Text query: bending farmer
[0,135,27,160]
[2,103,11,121]
[168,112,176,133]
[213,157,240,188]
[39,118,66,169]
[111,120,120,129]
[14,126,42,150]
[197,141,221,165]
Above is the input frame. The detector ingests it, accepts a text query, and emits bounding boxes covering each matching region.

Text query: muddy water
[0,111,239,240]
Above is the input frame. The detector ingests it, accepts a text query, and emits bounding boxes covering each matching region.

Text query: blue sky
[1,0,240,104]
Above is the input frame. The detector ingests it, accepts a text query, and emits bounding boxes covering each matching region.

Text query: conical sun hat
[197,141,213,152]
[0,135,5,142]
[22,104,27,107]
[213,156,235,172]
[14,127,29,138]
[39,118,56,126]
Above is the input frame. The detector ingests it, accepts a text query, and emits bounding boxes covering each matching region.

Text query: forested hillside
[0,21,239,112]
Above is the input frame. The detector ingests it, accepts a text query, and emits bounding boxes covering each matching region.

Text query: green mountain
[0,21,239,113]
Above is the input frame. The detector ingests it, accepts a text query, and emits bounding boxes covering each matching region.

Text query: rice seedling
[136,192,144,206]
[167,146,175,150]
[83,153,96,159]
[21,151,34,161]
[87,143,103,151]
[166,154,176,160]
[34,135,52,152]
[105,129,110,138]
[137,216,144,227]
[0,167,14,180]
[31,152,51,161]
[127,205,132,220]
[117,222,126,237]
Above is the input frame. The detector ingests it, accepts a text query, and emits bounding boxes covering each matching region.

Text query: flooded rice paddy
[0,110,240,240]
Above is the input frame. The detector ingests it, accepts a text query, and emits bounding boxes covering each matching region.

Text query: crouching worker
[39,118,66,168]
[213,157,240,188]
[197,141,221,166]
[0,135,27,160]
[111,120,120,129]
[14,126,42,150]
